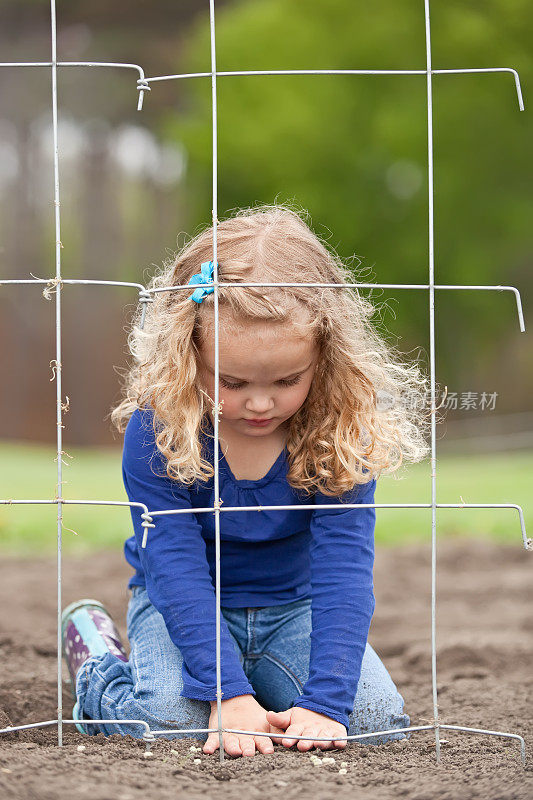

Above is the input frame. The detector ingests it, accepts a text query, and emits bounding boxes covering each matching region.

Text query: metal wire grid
[0,0,530,767]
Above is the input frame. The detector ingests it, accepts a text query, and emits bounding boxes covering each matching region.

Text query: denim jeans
[76,585,410,744]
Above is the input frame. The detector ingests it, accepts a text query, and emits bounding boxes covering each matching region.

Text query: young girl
[62,204,429,758]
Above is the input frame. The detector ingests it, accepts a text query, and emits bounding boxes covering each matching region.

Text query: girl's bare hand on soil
[203,694,285,758]
[265,707,347,751]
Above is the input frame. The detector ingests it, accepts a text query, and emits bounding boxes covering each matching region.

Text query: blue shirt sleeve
[121,408,255,702]
[292,476,376,729]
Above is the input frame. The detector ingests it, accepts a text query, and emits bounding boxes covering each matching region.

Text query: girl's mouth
[245,418,273,427]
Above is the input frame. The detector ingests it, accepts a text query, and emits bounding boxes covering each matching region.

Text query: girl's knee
[347,644,411,743]
[348,674,410,745]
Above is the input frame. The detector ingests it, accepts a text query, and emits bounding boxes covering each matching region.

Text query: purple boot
[61,599,128,696]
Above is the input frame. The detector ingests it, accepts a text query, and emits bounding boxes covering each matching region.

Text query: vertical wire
[208,0,224,764]
[50,0,64,747]
[424,0,441,763]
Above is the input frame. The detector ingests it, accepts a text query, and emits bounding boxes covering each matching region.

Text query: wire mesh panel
[0,0,530,768]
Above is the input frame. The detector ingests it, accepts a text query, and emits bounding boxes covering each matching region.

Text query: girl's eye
[278,375,302,387]
[220,378,244,390]
[219,375,302,390]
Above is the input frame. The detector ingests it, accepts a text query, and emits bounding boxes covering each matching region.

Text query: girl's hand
[265,707,347,752]
[203,694,285,758]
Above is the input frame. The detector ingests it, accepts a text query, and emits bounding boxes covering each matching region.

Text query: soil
[0,540,531,800]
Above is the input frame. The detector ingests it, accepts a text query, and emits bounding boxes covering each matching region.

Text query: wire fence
[0,0,530,768]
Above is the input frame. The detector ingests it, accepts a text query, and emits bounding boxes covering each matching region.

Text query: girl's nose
[245,394,275,414]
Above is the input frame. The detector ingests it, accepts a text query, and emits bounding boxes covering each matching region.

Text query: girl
[62,204,429,758]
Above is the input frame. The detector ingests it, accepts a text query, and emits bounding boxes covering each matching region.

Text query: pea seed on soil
[0,541,531,800]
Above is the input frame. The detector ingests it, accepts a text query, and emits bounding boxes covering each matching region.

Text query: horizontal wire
[0,279,525,332]
[0,498,149,510]
[0,499,155,549]
[0,718,151,736]
[145,723,525,766]
[1,498,529,549]
[0,61,149,109]
[0,63,523,111]
[134,67,523,110]
[439,725,526,766]
[149,723,435,740]
[0,718,524,764]
[147,502,530,550]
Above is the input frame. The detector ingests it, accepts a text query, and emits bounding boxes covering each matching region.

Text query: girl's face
[196,313,319,438]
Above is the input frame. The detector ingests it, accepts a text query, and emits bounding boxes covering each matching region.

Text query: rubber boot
[61,599,128,733]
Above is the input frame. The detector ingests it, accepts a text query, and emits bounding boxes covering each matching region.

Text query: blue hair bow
[188,260,216,303]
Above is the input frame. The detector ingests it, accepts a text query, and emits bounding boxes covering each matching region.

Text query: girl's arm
[122,408,255,703]
[292,476,377,730]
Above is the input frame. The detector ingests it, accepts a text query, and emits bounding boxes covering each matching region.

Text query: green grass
[0,441,531,556]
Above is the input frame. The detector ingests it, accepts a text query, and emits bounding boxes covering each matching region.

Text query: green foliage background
[163,0,532,401]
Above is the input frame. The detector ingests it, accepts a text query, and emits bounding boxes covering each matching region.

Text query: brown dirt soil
[0,540,531,800]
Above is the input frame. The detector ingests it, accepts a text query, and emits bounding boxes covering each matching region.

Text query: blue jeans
[76,586,410,744]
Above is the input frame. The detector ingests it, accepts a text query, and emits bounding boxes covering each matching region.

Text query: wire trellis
[0,0,530,768]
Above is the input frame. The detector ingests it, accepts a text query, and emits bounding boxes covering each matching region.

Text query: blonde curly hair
[110,203,431,497]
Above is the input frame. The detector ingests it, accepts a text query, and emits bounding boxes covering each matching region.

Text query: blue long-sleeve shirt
[122,407,376,729]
